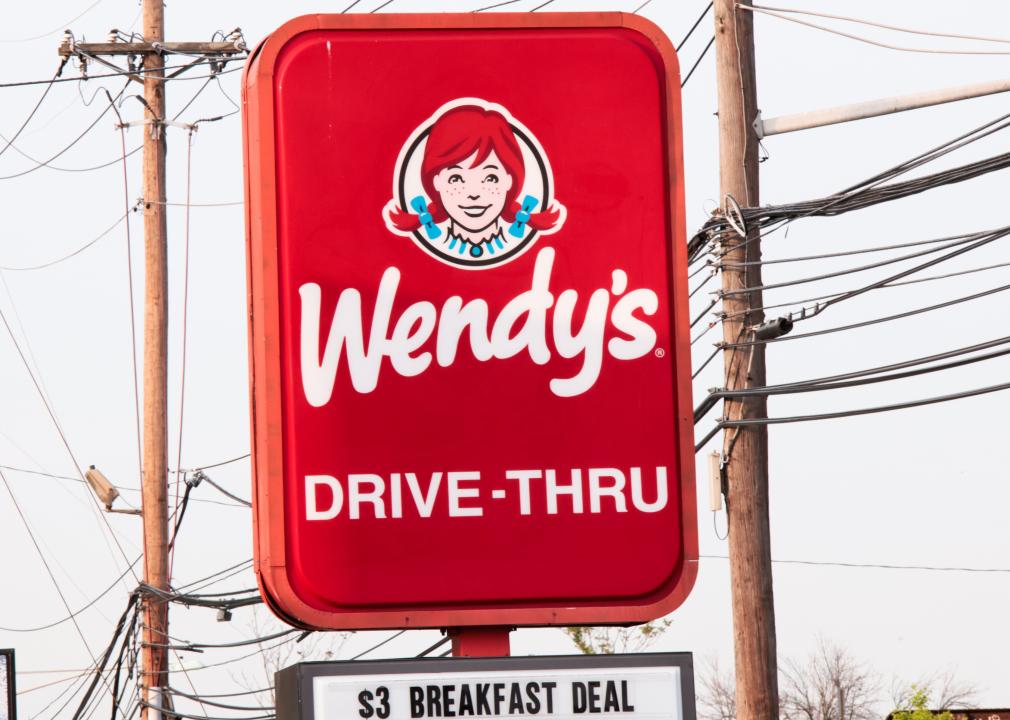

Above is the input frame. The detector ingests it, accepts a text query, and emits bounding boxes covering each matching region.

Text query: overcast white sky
[0,1,1008,718]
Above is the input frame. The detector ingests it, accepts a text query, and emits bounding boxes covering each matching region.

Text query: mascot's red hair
[386,104,562,233]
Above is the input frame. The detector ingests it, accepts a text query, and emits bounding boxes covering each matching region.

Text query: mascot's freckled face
[432,149,514,233]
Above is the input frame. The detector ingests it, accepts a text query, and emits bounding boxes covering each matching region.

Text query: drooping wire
[166,689,270,712]
[0,62,65,160]
[0,555,141,633]
[0,292,140,580]
[198,474,252,507]
[472,0,524,11]
[0,0,105,44]
[177,453,251,473]
[144,629,298,652]
[690,110,1010,262]
[720,225,1007,298]
[169,127,196,582]
[351,630,406,660]
[0,212,131,271]
[682,36,715,88]
[110,95,145,515]
[0,467,98,657]
[730,280,1010,350]
[0,70,223,175]
[0,58,244,89]
[745,4,1010,45]
[174,559,255,595]
[701,554,1010,573]
[677,2,714,51]
[416,636,451,658]
[719,228,986,267]
[721,255,1010,322]
[697,380,1010,450]
[138,703,274,720]
[744,5,1010,56]
[695,336,1010,422]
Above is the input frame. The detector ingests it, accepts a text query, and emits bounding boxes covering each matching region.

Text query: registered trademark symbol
[654,348,666,358]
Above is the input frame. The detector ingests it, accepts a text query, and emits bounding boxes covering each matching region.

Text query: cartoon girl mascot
[384,99,566,267]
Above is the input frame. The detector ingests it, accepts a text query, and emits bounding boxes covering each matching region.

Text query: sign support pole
[449,627,512,657]
[713,2,780,720]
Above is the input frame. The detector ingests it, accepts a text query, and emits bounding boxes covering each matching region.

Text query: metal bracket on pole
[757,76,1010,137]
[116,119,194,131]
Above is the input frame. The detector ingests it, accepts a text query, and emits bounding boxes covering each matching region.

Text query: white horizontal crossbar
[758,76,1010,137]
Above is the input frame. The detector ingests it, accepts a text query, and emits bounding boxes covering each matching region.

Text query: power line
[0,63,64,160]
[727,279,1010,349]
[682,36,715,88]
[747,4,1010,46]
[719,226,1008,298]
[720,257,1010,322]
[70,594,139,720]
[416,636,451,658]
[111,96,145,521]
[0,1,105,44]
[744,5,1010,55]
[0,59,243,89]
[701,554,1010,574]
[145,636,297,677]
[174,559,254,594]
[178,453,251,472]
[165,689,271,712]
[0,283,140,580]
[720,228,989,267]
[677,2,714,51]
[145,629,298,652]
[0,465,250,508]
[472,0,525,11]
[169,127,197,583]
[351,630,406,660]
[0,79,129,181]
[139,702,274,720]
[695,337,1010,422]
[0,211,131,271]
[198,474,252,507]
[153,199,243,207]
[695,379,1010,451]
[0,555,141,633]
[690,110,1010,262]
[165,687,274,700]
[0,70,225,175]
[0,468,97,658]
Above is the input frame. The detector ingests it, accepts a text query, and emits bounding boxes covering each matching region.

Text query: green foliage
[892,686,953,720]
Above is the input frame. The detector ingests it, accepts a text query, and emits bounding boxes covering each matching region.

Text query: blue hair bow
[410,196,442,240]
[509,195,540,238]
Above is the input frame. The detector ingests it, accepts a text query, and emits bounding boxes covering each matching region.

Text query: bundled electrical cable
[688,111,1010,262]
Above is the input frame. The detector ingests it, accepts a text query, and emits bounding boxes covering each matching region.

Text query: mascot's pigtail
[502,195,563,236]
[387,196,446,238]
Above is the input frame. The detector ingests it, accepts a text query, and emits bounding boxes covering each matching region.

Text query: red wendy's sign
[244,12,696,630]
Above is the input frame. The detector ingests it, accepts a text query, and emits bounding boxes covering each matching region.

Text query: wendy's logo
[383,98,566,269]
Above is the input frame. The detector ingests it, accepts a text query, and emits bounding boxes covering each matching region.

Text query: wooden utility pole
[58,15,244,720]
[713,2,780,720]
[140,0,169,718]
